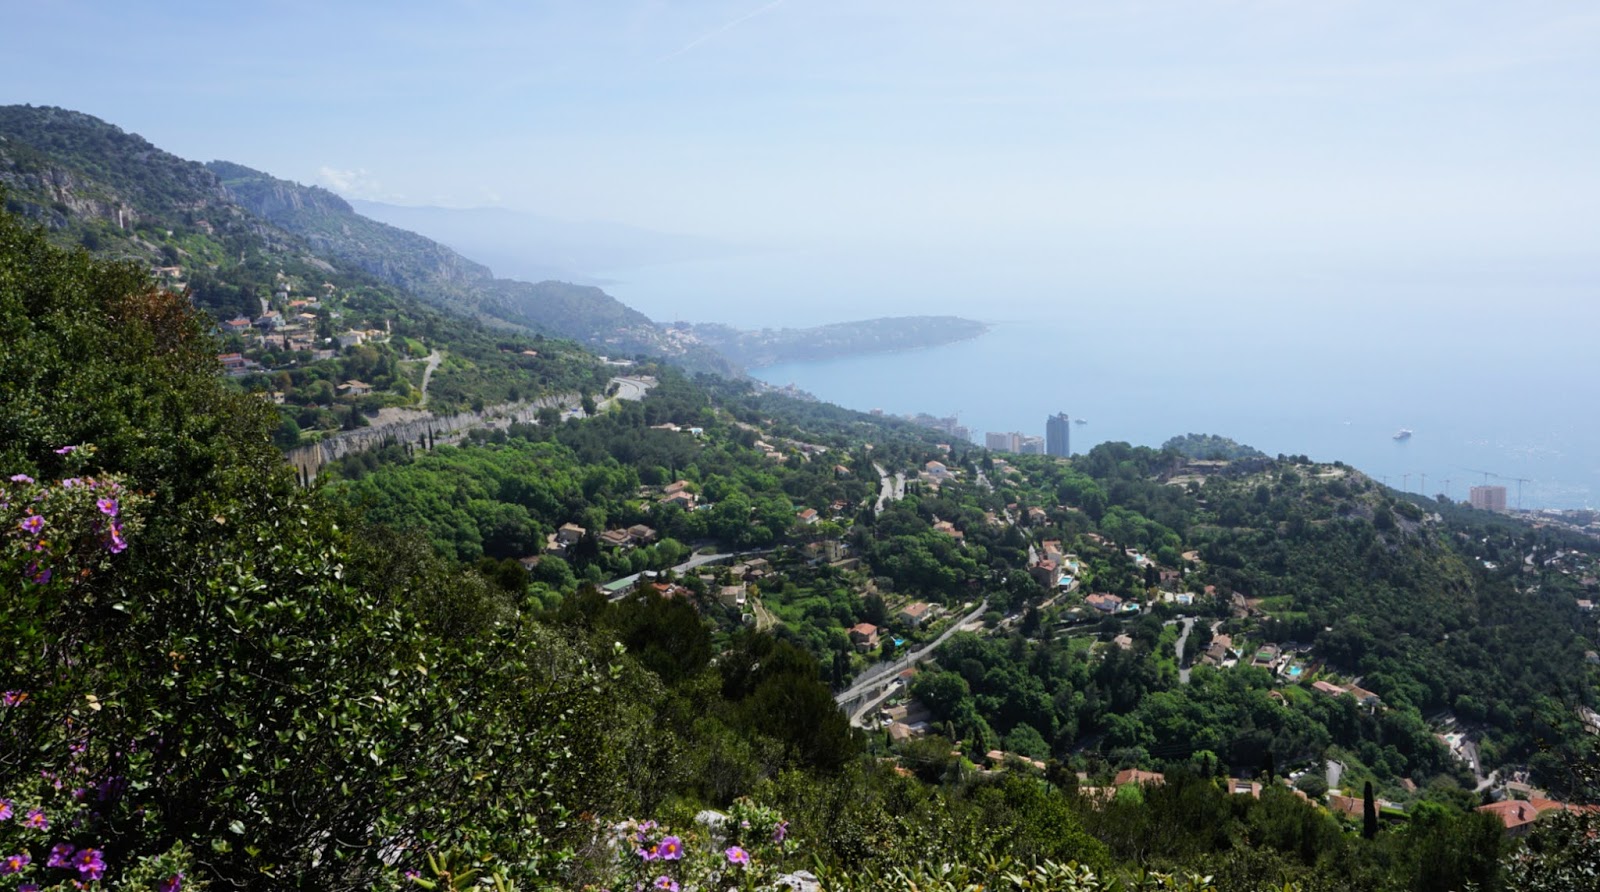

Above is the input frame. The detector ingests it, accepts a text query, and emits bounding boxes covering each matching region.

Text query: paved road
[605,550,741,601]
[1172,616,1196,684]
[600,375,654,412]
[835,599,989,724]
[415,350,442,407]
[873,463,901,515]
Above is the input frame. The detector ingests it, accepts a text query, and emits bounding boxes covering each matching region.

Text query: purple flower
[657,835,683,861]
[402,869,419,883]
[29,566,51,585]
[54,445,78,455]
[725,846,750,866]
[0,692,19,707]
[22,808,47,830]
[107,523,127,554]
[19,884,39,892]
[19,515,44,535]
[96,497,119,517]
[652,877,679,892]
[1,852,30,874]
[636,844,660,862]
[772,820,789,843]
[47,844,75,868]
[73,847,105,881]
[10,474,34,484]
[61,477,83,489]
[0,798,11,819]
[159,877,184,892]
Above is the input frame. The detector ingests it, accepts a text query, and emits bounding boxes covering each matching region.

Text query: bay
[599,247,1599,509]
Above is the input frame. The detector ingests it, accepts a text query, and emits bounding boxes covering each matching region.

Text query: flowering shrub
[0,446,143,595]
[442,799,799,892]
[0,691,193,890]
[0,448,192,890]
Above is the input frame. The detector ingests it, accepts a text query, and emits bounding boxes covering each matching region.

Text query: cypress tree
[1363,780,1379,839]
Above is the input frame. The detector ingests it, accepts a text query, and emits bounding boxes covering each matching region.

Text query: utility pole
[1402,473,1410,492]
[1419,473,1426,496]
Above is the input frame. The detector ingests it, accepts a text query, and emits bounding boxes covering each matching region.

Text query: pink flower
[652,877,679,892]
[72,848,105,881]
[159,872,185,892]
[657,836,683,861]
[47,844,75,868]
[0,852,30,874]
[54,446,78,455]
[772,820,789,843]
[725,846,750,866]
[0,691,19,706]
[9,474,34,484]
[19,515,43,535]
[96,497,118,517]
[0,798,11,819]
[22,808,47,830]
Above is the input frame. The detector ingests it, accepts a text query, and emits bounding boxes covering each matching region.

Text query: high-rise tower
[1046,412,1071,457]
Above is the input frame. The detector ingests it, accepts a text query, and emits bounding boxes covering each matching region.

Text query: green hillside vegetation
[5,154,1600,890]
[0,105,733,376]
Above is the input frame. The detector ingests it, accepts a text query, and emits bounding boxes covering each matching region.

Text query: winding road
[401,349,443,408]
[1172,616,1196,684]
[873,463,907,515]
[835,599,989,725]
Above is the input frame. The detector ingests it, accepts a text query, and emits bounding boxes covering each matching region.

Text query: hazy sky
[6,1,1600,261]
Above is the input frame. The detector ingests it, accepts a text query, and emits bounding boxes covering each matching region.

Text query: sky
[5,0,1600,267]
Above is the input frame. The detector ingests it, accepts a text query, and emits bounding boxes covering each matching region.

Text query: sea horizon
[599,247,1598,510]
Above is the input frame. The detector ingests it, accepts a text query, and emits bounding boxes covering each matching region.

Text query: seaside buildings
[1470,485,1508,512]
[1046,412,1071,457]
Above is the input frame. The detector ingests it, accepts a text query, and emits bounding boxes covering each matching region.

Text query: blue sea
[599,246,1599,509]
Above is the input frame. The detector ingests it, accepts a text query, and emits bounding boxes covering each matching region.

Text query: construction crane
[1505,476,1532,510]
[1460,467,1533,509]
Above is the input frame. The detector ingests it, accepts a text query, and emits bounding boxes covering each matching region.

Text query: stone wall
[285,391,579,482]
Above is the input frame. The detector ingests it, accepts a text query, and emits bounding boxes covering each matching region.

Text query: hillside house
[1086,593,1123,614]
[661,491,697,509]
[849,622,880,652]
[627,524,657,544]
[898,601,933,629]
[717,584,748,610]
[556,523,587,545]
[1030,559,1059,589]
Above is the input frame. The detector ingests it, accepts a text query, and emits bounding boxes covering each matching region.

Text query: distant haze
[3,2,1596,502]
[349,200,738,286]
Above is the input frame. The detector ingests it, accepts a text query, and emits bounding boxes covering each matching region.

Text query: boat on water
[1393,428,1413,441]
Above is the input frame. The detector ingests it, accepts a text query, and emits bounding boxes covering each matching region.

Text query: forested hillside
[0,104,732,373]
[4,125,1600,889]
